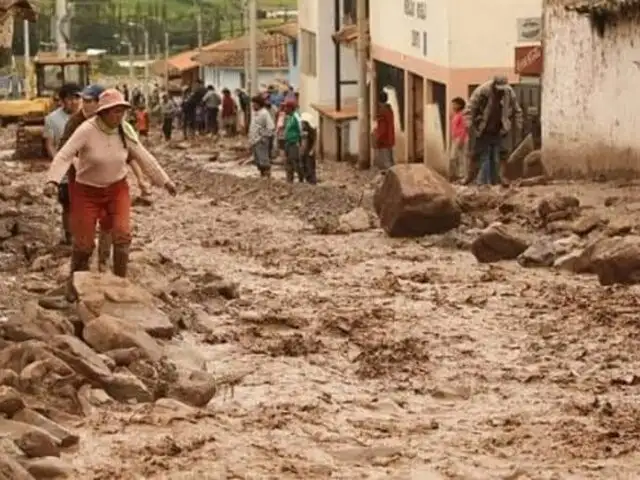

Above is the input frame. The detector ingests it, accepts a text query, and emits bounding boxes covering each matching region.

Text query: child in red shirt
[135,104,150,138]
[449,97,468,180]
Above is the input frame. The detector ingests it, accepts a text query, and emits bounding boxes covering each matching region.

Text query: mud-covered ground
[2,128,640,479]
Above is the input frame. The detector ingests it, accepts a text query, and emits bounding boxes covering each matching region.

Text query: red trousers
[71,178,131,253]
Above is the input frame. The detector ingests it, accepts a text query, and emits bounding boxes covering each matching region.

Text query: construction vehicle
[13,52,91,159]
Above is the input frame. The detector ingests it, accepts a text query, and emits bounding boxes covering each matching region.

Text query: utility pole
[248,0,257,95]
[196,6,203,81]
[23,20,31,98]
[164,31,169,89]
[55,0,67,57]
[144,29,150,106]
[356,0,370,169]
[127,40,134,87]
[242,1,248,90]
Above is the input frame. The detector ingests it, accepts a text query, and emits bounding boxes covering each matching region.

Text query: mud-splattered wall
[542,4,640,178]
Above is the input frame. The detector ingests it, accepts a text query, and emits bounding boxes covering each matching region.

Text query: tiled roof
[193,33,289,69]
[151,40,221,75]
[267,21,298,40]
[565,0,640,12]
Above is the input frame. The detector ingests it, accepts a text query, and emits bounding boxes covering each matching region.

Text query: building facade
[298,0,359,161]
[370,0,541,167]
[542,0,639,177]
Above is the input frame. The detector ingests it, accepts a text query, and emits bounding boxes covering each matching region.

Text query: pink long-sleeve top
[47,117,170,188]
[451,111,468,143]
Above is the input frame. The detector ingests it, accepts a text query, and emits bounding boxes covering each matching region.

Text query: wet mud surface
[2,130,640,478]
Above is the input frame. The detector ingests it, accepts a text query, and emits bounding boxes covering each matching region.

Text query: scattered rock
[102,372,153,403]
[19,456,73,478]
[0,302,74,342]
[12,409,78,448]
[470,223,529,263]
[581,236,640,285]
[104,347,145,366]
[167,370,217,407]
[0,419,61,458]
[537,194,579,222]
[519,235,582,268]
[554,250,587,272]
[374,164,461,237]
[49,335,112,384]
[82,315,162,362]
[0,454,35,480]
[606,218,633,237]
[0,385,25,416]
[337,207,371,233]
[571,215,603,236]
[0,369,19,388]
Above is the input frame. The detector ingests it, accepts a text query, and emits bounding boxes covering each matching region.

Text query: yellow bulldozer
[7,52,91,160]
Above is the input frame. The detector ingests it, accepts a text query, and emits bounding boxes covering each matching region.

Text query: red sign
[515,45,543,76]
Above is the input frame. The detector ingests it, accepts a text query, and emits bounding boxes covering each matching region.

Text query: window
[417,1,426,19]
[411,30,420,48]
[404,0,415,16]
[291,40,298,67]
[300,29,317,77]
[422,31,427,56]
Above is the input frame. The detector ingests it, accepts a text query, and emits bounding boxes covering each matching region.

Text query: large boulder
[373,164,461,237]
[470,223,529,263]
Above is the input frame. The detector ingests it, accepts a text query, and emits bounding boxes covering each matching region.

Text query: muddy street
[2,131,640,478]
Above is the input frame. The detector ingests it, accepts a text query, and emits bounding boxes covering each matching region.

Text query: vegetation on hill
[11,0,297,57]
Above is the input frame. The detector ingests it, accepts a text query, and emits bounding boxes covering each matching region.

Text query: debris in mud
[582,235,640,285]
[355,337,430,379]
[374,164,461,237]
[537,194,580,223]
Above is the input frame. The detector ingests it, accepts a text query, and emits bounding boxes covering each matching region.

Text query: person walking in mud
[248,94,275,178]
[300,112,318,184]
[373,90,395,170]
[58,84,152,272]
[160,93,177,141]
[43,89,176,298]
[43,83,81,245]
[221,88,237,136]
[282,99,302,183]
[463,76,523,185]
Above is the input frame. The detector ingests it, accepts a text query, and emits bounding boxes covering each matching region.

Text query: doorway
[409,73,424,163]
[430,80,447,144]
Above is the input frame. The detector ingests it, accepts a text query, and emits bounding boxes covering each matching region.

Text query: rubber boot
[112,244,130,278]
[97,231,113,273]
[65,250,92,302]
[61,212,72,245]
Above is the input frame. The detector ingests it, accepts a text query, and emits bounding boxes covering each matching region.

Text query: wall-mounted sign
[517,17,542,42]
[515,45,543,76]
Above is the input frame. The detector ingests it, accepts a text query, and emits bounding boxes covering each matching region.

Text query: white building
[542,0,639,177]
[370,0,542,165]
[298,0,359,161]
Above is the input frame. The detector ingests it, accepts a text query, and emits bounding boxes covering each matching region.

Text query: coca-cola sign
[515,45,543,76]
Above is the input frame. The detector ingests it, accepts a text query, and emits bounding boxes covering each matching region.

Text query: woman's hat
[95,88,131,114]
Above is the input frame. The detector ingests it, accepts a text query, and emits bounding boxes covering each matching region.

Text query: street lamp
[128,22,149,107]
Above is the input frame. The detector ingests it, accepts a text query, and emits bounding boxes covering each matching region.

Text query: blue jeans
[476,134,501,185]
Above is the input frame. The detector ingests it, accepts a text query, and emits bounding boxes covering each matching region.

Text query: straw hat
[95,88,131,114]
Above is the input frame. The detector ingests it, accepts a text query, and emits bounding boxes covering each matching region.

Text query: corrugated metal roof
[566,0,640,13]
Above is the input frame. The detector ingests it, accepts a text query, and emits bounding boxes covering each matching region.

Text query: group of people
[43,82,176,299]
[249,93,317,183]
[372,76,524,186]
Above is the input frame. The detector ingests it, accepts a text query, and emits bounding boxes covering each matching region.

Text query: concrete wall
[298,0,359,158]
[448,0,541,68]
[369,0,450,67]
[542,5,640,177]
[202,68,289,91]
[286,41,300,87]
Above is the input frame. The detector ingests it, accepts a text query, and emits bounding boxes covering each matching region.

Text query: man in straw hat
[463,75,523,185]
[44,88,176,299]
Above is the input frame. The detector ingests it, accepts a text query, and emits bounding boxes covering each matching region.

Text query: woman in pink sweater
[45,89,176,284]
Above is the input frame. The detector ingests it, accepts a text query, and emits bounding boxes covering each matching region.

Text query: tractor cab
[33,53,91,98]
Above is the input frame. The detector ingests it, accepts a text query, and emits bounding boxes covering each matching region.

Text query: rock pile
[0,272,219,478]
